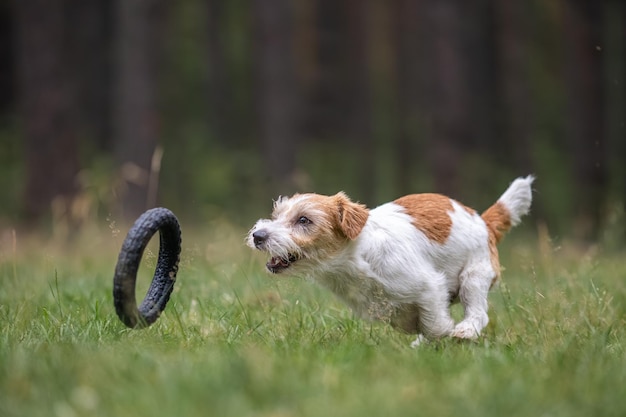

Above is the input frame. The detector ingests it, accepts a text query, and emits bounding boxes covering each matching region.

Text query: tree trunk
[494,0,532,173]
[206,0,231,145]
[563,0,607,240]
[0,1,14,114]
[67,0,114,153]
[602,0,626,243]
[306,0,353,142]
[252,0,300,193]
[345,0,375,203]
[113,0,164,220]
[393,0,422,195]
[15,0,81,225]
[419,0,470,196]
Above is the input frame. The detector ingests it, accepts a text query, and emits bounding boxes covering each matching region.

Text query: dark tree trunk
[206,0,231,145]
[393,0,422,195]
[419,0,470,196]
[494,0,532,173]
[345,0,375,203]
[0,1,14,114]
[67,0,114,153]
[602,0,626,243]
[15,0,81,225]
[305,0,375,201]
[563,0,608,240]
[252,0,300,193]
[467,0,498,155]
[307,0,349,139]
[619,1,625,224]
[113,0,164,220]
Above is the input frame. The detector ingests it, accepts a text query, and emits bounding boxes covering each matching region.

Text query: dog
[247,176,534,346]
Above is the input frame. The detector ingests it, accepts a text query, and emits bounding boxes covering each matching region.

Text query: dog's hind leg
[451,263,493,339]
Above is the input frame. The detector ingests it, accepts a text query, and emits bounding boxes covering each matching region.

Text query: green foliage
[1,225,625,417]
[531,137,574,235]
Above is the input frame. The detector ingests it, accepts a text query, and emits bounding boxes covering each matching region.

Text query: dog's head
[247,192,369,274]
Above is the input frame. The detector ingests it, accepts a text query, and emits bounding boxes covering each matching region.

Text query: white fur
[248,177,534,346]
[498,175,535,226]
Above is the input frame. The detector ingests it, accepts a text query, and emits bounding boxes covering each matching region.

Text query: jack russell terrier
[247,176,534,346]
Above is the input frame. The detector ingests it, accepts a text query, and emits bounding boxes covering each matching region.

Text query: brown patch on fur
[334,192,369,239]
[276,194,353,258]
[481,202,511,244]
[282,193,369,254]
[488,233,501,287]
[481,202,512,286]
[394,194,453,244]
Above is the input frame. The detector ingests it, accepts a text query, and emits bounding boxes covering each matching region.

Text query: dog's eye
[296,216,312,225]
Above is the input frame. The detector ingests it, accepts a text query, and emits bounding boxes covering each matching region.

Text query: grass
[1,222,625,417]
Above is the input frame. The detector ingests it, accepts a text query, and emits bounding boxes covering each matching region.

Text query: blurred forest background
[0,0,624,245]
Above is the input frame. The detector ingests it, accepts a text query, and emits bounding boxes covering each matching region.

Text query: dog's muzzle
[252,229,269,249]
[251,229,300,273]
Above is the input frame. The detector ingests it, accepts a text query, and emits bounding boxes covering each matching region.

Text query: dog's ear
[334,192,369,240]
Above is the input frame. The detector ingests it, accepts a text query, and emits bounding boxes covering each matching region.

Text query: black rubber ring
[113,207,182,328]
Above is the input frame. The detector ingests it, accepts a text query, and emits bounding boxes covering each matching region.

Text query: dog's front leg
[413,274,455,341]
[410,334,427,348]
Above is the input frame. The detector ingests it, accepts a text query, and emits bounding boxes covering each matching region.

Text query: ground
[0,222,625,417]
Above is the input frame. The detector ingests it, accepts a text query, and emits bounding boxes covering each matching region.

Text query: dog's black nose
[252,229,269,247]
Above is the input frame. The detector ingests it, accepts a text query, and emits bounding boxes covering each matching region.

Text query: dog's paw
[451,322,480,340]
[410,334,427,348]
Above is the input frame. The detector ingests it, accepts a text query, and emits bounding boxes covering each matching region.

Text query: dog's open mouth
[266,253,299,273]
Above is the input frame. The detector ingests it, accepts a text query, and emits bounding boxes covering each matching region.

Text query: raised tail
[481,175,534,244]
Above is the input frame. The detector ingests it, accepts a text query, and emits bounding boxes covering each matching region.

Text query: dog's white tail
[481,175,534,244]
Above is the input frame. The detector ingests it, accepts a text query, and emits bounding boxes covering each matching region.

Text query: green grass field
[1,223,625,417]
